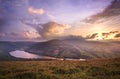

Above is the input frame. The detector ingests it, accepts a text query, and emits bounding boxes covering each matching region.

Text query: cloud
[115,33,120,37]
[22,30,40,39]
[0,30,41,41]
[72,0,120,37]
[21,21,71,39]
[28,7,45,15]
[41,22,71,38]
[84,0,120,23]
[87,31,120,40]
[87,33,98,39]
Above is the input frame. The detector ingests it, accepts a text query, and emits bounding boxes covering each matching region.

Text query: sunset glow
[0,0,120,41]
[88,31,120,40]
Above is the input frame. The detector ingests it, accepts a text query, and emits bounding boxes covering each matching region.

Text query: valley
[0,37,120,60]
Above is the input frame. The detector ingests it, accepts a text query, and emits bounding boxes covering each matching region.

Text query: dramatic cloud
[87,31,120,40]
[41,22,71,38]
[83,0,120,31]
[70,0,120,37]
[22,21,71,39]
[28,7,45,15]
[0,0,119,41]
[84,0,120,23]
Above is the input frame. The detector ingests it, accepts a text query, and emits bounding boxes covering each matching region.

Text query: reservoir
[9,50,56,59]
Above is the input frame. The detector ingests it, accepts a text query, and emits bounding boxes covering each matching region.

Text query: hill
[0,36,120,60]
[0,41,35,60]
[26,37,120,59]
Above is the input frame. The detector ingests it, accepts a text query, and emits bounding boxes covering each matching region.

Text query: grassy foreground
[0,58,120,79]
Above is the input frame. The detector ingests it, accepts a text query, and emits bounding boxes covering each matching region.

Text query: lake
[9,50,57,59]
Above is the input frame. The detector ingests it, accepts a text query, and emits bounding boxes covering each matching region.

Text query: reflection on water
[9,50,57,59]
[9,50,86,60]
[9,50,40,59]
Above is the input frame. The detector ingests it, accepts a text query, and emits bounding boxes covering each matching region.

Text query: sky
[0,0,120,41]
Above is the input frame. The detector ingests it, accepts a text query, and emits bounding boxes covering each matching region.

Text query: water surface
[9,50,56,59]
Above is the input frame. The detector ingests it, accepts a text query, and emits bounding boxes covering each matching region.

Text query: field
[0,58,120,79]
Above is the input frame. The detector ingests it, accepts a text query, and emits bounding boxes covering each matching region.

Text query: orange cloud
[28,7,45,15]
[42,22,71,38]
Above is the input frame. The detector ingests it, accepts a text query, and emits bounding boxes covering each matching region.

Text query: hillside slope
[0,41,35,60]
[26,38,120,59]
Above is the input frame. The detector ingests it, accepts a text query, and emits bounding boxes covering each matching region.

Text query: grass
[0,58,120,79]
